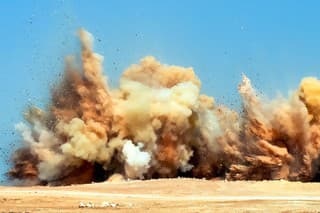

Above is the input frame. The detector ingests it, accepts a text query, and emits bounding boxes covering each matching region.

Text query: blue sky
[1,0,320,183]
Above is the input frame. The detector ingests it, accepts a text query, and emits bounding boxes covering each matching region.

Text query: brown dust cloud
[8,29,320,185]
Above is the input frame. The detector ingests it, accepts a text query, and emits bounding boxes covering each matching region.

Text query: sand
[0,178,320,212]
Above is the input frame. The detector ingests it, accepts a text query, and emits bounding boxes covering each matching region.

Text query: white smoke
[122,140,151,179]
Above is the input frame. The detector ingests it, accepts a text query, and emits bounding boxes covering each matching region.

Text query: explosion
[8,29,320,185]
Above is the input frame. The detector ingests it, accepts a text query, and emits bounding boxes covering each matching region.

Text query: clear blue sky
[1,0,320,183]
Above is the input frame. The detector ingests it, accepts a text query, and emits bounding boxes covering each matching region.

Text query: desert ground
[0,178,320,212]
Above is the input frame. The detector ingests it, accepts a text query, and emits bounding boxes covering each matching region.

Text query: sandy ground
[0,178,320,212]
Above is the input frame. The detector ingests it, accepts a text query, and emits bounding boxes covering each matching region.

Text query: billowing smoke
[8,29,320,185]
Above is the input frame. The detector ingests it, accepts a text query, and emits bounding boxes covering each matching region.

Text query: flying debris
[8,29,320,185]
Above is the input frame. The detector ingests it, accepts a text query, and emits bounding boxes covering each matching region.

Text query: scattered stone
[79,201,119,208]
[78,201,86,208]
[101,201,110,207]
[86,201,94,208]
[110,203,118,208]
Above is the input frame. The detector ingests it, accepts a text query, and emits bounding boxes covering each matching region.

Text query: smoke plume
[8,29,320,185]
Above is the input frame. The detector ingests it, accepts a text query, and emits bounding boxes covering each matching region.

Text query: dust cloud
[8,29,320,185]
